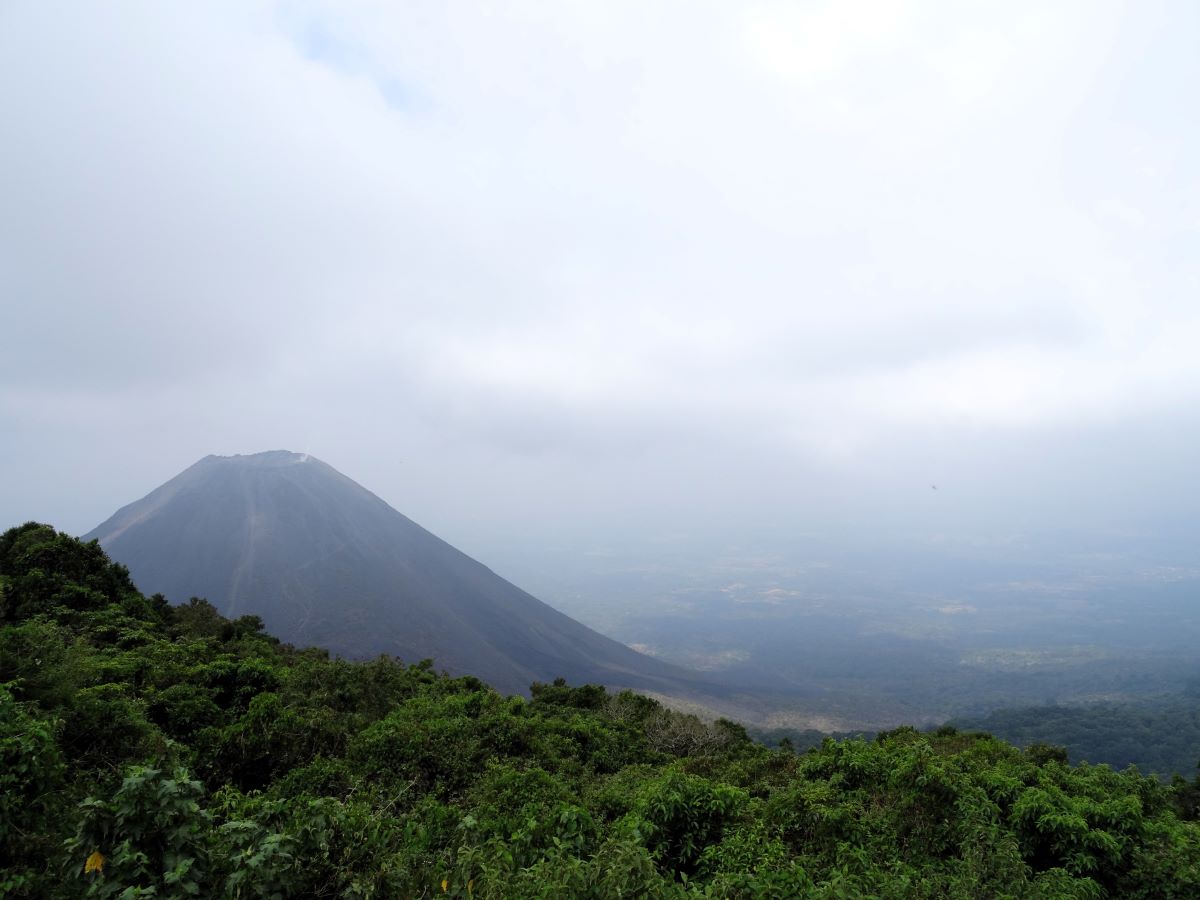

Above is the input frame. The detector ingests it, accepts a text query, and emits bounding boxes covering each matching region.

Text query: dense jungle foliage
[3,522,1200,898]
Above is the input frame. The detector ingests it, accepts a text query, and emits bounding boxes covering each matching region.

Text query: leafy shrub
[0,685,64,895]
[68,765,211,898]
[624,771,746,875]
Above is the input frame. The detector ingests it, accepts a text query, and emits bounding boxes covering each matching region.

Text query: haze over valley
[76,448,1200,764]
[498,532,1200,730]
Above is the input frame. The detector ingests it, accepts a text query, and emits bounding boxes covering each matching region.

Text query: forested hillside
[951,702,1200,782]
[3,522,1200,898]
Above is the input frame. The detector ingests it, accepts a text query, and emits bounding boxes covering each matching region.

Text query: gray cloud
[2,1,1197,568]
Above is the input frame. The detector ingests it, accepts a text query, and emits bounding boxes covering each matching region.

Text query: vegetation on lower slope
[2,522,1199,898]
[951,701,1200,781]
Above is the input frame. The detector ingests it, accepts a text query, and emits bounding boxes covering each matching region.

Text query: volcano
[84,450,703,696]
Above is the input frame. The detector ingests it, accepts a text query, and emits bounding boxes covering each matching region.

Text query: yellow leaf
[468,879,474,894]
[441,878,449,893]
[84,850,106,874]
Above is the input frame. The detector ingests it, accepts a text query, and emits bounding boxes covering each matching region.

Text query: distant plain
[487,533,1200,731]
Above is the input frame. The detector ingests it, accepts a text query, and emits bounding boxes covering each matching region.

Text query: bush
[68,765,211,898]
[0,685,65,894]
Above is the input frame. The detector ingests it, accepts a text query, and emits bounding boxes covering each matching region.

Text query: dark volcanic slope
[84,451,704,696]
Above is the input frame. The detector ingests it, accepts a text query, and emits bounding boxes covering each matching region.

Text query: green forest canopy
[950,702,1200,781]
[2,522,1200,898]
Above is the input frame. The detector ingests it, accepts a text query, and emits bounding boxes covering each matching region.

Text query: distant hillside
[951,701,1200,780]
[84,450,710,697]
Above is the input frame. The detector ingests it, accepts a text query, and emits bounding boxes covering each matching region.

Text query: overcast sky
[2,1,1197,565]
